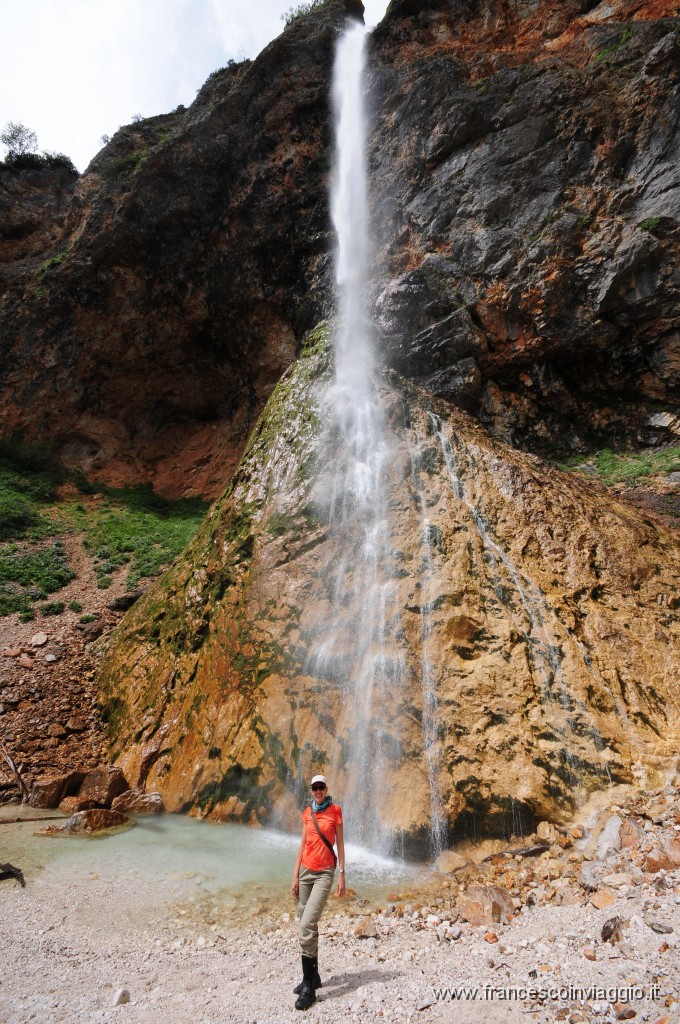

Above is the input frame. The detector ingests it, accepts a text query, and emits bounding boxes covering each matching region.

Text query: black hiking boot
[293,954,321,995]
[294,955,318,1010]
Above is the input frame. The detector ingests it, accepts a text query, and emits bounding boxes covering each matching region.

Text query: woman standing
[291,774,346,1010]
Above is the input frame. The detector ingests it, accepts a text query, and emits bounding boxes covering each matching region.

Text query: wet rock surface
[34,807,131,836]
[94,335,680,841]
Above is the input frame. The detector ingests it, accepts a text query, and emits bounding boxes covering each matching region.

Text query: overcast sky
[0,0,390,172]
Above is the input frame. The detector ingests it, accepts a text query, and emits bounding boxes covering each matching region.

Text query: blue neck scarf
[311,794,332,813]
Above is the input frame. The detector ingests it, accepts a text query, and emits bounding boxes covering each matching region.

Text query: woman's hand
[336,873,346,898]
[291,876,299,899]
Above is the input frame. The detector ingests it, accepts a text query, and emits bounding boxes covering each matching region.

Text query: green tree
[0,121,38,158]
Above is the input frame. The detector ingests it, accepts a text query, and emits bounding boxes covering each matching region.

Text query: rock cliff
[0,0,354,497]
[0,0,678,494]
[369,0,680,453]
[96,326,680,851]
[1,0,679,850]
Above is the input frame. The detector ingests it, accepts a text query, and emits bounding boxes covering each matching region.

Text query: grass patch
[65,485,208,591]
[40,600,65,617]
[0,543,75,615]
[100,149,149,183]
[0,444,208,612]
[564,446,680,485]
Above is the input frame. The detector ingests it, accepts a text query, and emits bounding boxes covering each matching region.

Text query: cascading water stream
[305,19,405,850]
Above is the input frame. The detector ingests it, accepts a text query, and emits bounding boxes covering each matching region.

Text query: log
[0,742,29,802]
[483,841,550,862]
[0,862,25,887]
[1,815,62,824]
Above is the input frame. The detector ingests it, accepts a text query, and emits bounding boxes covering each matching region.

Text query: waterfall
[304,20,404,851]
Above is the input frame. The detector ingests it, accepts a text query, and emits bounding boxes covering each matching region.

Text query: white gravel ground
[1,852,678,1024]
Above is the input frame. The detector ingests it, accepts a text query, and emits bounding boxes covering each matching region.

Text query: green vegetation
[100,149,149,182]
[40,600,65,617]
[37,246,74,278]
[267,510,297,537]
[100,695,128,741]
[0,444,62,542]
[564,446,680,485]
[79,613,97,624]
[639,216,661,233]
[596,26,634,62]
[0,544,75,616]
[1,121,77,173]
[65,485,208,591]
[282,1,324,27]
[0,441,208,614]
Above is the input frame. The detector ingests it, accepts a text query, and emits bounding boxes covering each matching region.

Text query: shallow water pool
[0,806,425,916]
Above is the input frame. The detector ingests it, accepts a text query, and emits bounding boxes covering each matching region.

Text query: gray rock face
[368,0,680,453]
[0,0,677,490]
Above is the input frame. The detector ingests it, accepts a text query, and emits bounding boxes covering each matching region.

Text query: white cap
[311,774,327,786]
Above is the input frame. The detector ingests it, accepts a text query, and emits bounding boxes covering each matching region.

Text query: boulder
[35,809,131,836]
[536,821,560,844]
[644,847,679,873]
[106,591,144,612]
[30,770,85,808]
[619,817,642,852]
[596,815,622,860]
[456,884,515,927]
[111,790,164,815]
[436,850,467,873]
[58,796,97,814]
[78,766,130,806]
[589,889,615,910]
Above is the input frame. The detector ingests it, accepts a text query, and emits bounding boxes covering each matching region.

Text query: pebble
[645,917,673,934]
[113,988,130,1006]
[31,632,48,647]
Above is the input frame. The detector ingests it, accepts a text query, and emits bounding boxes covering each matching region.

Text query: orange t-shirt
[301,803,343,871]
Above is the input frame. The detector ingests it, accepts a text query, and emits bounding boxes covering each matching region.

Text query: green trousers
[297,864,335,957]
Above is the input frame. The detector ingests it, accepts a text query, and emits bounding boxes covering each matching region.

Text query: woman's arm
[291,821,306,898]
[335,822,346,897]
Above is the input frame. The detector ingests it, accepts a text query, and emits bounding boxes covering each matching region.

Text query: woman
[291,774,346,1010]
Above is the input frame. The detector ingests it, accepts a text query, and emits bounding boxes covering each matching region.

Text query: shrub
[40,600,65,617]
[100,149,149,182]
[68,600,82,612]
[18,610,35,622]
[0,490,39,540]
[79,613,97,623]
[282,1,324,27]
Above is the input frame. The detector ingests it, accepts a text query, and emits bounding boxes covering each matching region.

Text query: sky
[0,0,391,172]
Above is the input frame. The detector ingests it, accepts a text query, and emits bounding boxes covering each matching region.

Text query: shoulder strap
[309,808,337,867]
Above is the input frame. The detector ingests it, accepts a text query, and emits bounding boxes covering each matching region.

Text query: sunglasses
[311,784,327,791]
